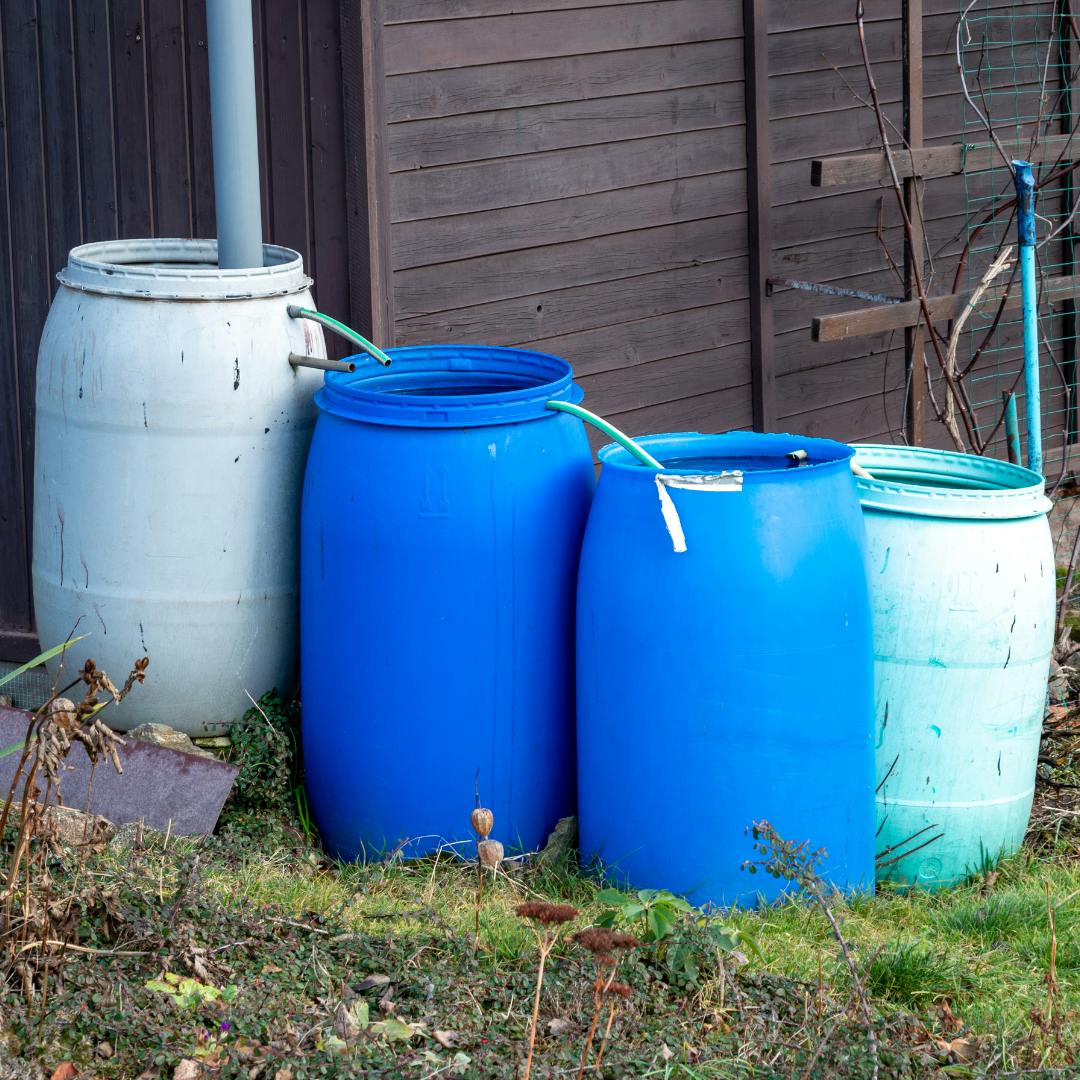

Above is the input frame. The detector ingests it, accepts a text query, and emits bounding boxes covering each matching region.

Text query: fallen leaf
[273,1071,294,1080]
[934,1036,975,1063]
[371,1017,425,1043]
[434,1029,461,1048]
[50,1066,78,1080]
[333,1001,360,1041]
[980,870,1000,896]
[95,1041,114,1059]
[660,1044,673,1063]
[356,973,392,992]
[547,1018,574,1036]
[173,1062,201,1080]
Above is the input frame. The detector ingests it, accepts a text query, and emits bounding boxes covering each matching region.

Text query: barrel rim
[598,430,856,476]
[57,239,312,300]
[853,444,1050,520]
[315,344,583,427]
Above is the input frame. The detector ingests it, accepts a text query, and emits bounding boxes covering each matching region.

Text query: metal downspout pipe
[206,0,264,269]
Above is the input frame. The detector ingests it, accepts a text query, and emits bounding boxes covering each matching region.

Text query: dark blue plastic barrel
[301,346,594,861]
[577,432,875,907]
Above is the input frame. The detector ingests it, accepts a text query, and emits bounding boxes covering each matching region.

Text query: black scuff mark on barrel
[1010,615,1016,633]
[143,402,148,429]
[234,455,240,463]
[93,604,107,636]
[1004,646,1011,669]
[80,554,89,589]
[264,427,270,434]
[57,505,65,587]
[180,350,184,365]
[236,593,242,607]
[995,562,999,573]
[233,359,240,391]
[997,752,1002,776]
[883,701,889,729]
[139,622,147,654]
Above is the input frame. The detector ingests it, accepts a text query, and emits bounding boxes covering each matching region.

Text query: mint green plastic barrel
[853,445,1053,889]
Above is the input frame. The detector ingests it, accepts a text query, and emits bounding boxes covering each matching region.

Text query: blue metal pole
[1002,390,1021,465]
[206,0,264,269]
[1013,160,1042,475]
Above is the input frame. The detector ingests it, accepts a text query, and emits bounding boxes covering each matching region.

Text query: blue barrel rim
[598,430,855,477]
[315,344,583,427]
[853,443,1050,521]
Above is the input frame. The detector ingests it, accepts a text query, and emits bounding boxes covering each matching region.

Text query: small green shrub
[229,690,300,819]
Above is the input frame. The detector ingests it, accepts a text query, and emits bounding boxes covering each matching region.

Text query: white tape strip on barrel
[654,472,744,553]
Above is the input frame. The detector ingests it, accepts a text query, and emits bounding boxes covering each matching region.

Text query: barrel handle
[287,306,393,368]
[289,353,356,374]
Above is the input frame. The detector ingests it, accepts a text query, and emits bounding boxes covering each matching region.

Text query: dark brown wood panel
[527,302,752,379]
[604,384,754,438]
[580,345,750,414]
[386,39,738,123]
[393,171,747,270]
[394,216,746,319]
[148,2,193,237]
[392,126,743,221]
[388,83,743,171]
[396,259,746,347]
[383,1,738,75]
[387,0,661,21]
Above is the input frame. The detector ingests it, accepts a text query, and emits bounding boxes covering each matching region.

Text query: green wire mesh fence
[958,0,1077,488]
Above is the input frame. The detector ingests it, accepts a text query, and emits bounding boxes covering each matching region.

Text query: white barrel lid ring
[57,239,312,301]
[853,443,1050,521]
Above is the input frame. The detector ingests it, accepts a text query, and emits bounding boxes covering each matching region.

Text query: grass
[2,694,1078,1078]
[1,800,1077,1077]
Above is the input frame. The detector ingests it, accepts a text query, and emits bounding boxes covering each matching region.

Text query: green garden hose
[287,306,393,368]
[546,400,664,469]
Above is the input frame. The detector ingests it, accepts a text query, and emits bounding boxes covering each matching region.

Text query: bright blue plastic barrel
[577,432,876,907]
[301,346,594,861]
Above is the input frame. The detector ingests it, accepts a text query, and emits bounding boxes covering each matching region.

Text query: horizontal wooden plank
[776,350,905,417]
[392,171,745,270]
[389,83,742,171]
[578,344,750,415]
[767,10,993,76]
[812,273,1080,342]
[782,387,906,442]
[394,215,745,319]
[386,39,737,123]
[391,126,740,221]
[768,0,1004,34]
[383,0,738,75]
[526,301,750,378]
[813,132,1080,187]
[387,0,660,23]
[603,383,754,438]
[395,257,746,346]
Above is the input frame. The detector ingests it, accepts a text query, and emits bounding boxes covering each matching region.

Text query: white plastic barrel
[32,239,325,734]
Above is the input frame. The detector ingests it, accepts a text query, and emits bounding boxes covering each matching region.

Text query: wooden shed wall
[364,0,753,441]
[0,0,352,659]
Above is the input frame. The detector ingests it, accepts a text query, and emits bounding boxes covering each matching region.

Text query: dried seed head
[477,839,504,869]
[515,902,579,925]
[573,928,617,955]
[470,807,494,839]
[609,933,642,950]
[607,982,633,999]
